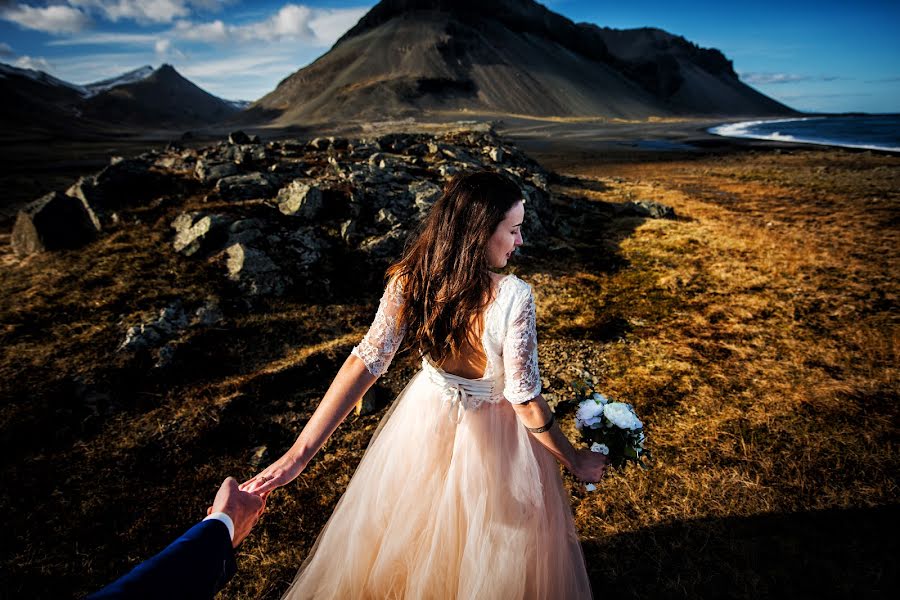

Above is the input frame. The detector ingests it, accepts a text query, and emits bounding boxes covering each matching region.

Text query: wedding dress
[281,274,593,599]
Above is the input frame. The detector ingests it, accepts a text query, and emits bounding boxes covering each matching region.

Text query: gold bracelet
[525,412,555,433]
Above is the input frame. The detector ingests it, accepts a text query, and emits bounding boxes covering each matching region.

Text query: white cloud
[172,18,228,43]
[155,38,171,53]
[68,0,233,25]
[13,54,54,72]
[0,41,14,58]
[740,72,843,85]
[173,4,369,46]
[1,4,91,34]
[47,31,159,46]
[308,6,369,45]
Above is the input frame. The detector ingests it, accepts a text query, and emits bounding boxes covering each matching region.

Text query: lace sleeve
[502,283,541,404]
[351,276,407,377]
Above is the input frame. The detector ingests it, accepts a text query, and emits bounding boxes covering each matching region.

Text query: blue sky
[1,0,898,113]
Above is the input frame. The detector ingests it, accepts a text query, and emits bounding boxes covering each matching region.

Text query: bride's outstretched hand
[240,450,307,496]
[572,447,610,486]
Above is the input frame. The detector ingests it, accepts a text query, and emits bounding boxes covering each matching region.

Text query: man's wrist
[204,512,235,542]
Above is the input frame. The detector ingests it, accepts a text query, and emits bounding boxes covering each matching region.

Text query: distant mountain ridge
[0,62,243,134]
[246,0,795,126]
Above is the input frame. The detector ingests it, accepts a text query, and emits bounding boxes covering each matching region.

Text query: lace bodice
[350,274,542,404]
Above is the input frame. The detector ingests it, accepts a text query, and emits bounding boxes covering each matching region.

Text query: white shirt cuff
[203,512,235,542]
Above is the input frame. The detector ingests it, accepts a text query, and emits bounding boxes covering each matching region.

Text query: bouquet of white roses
[570,369,651,489]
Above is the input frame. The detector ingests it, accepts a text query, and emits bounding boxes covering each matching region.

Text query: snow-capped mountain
[83,65,155,97]
[0,62,247,133]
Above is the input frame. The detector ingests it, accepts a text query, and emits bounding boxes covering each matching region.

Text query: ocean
[708,115,900,153]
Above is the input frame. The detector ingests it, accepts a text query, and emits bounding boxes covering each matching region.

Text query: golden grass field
[1,145,897,598]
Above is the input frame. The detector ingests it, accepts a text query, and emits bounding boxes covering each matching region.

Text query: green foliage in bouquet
[570,368,652,470]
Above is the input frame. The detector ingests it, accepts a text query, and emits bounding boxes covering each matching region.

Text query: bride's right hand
[572,448,610,485]
[240,450,308,496]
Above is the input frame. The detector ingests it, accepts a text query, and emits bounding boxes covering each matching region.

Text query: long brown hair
[385,169,523,365]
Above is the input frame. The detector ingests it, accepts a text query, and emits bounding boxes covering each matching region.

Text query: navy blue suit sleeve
[86,519,237,600]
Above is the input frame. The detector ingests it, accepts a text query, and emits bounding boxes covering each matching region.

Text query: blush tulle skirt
[280,367,594,600]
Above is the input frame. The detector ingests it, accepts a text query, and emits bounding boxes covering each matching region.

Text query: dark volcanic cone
[244,0,796,127]
[80,64,240,129]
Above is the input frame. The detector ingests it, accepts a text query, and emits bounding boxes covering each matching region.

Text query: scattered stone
[11,191,101,257]
[171,212,229,256]
[215,172,275,201]
[359,225,408,259]
[409,180,442,213]
[615,200,677,219]
[225,243,289,296]
[228,130,251,144]
[250,445,268,467]
[277,181,324,218]
[195,160,239,184]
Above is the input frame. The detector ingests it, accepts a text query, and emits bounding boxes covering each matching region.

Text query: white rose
[603,402,643,430]
[576,399,605,422]
[590,442,610,455]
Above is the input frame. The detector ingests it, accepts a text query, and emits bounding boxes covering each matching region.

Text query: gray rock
[616,200,677,220]
[226,218,265,246]
[359,226,407,259]
[409,180,442,213]
[171,212,229,256]
[277,180,323,218]
[215,172,274,201]
[11,191,101,257]
[118,301,190,353]
[228,130,251,144]
[487,146,505,163]
[195,160,239,184]
[225,243,289,296]
[67,158,171,219]
[194,299,224,327]
[438,164,460,178]
[309,136,333,150]
[284,227,325,268]
[375,207,400,228]
[340,219,359,244]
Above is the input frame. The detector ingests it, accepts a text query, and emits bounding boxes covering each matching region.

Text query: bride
[241,169,609,599]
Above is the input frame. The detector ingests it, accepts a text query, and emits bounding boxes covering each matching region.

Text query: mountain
[79,64,241,128]
[245,0,796,126]
[83,65,155,97]
[0,62,243,135]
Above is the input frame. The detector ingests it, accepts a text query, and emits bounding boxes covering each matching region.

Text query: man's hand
[207,477,266,548]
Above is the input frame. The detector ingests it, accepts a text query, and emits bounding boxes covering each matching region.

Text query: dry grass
[1,147,897,598]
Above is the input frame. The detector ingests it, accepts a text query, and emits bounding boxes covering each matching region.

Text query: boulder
[225,218,265,246]
[486,146,504,163]
[215,172,275,201]
[409,180,442,213]
[194,159,239,184]
[284,227,326,268]
[228,130,251,144]
[171,212,229,256]
[225,243,289,296]
[359,226,408,259]
[615,200,677,220]
[66,157,171,219]
[277,181,323,219]
[11,191,101,257]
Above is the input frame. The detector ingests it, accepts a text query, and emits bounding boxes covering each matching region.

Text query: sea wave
[708,117,900,153]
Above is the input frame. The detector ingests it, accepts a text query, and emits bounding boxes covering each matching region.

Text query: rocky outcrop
[10,123,672,299]
[11,191,101,257]
[117,298,224,368]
